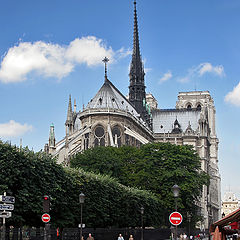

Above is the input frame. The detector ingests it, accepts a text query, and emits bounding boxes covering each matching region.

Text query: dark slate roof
[152,108,201,133]
[86,79,140,118]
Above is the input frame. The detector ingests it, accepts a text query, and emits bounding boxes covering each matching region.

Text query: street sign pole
[2,215,6,240]
[0,192,15,240]
[46,223,51,240]
[1,192,6,240]
[169,212,183,240]
[42,213,51,240]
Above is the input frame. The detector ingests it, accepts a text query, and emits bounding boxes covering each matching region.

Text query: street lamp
[187,212,191,237]
[79,193,85,240]
[172,184,180,240]
[172,184,180,210]
[140,206,144,240]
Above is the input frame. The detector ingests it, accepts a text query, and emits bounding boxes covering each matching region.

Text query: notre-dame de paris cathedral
[44,1,221,230]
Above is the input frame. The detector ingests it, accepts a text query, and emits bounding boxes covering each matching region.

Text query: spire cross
[102,57,109,80]
[134,1,137,14]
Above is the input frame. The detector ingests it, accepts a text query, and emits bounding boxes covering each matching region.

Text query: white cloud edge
[159,70,172,84]
[178,62,225,83]
[0,120,33,137]
[0,36,130,83]
[225,82,240,107]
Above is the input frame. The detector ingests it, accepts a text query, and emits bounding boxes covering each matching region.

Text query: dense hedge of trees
[70,143,209,225]
[0,141,162,228]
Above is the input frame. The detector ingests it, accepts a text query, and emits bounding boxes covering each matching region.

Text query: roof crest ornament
[102,57,109,82]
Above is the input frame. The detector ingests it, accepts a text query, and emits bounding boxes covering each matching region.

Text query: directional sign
[0,195,15,204]
[78,223,85,228]
[0,204,14,211]
[42,213,51,223]
[0,211,12,218]
[169,212,183,226]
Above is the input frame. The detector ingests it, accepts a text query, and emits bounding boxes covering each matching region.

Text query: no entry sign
[169,212,183,226]
[42,213,50,223]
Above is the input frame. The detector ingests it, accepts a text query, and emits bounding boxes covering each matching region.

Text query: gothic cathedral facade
[45,1,221,229]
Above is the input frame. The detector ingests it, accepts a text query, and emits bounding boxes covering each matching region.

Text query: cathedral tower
[129,1,151,128]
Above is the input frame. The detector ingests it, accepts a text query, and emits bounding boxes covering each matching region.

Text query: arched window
[187,104,192,109]
[84,133,89,150]
[197,104,202,110]
[94,125,105,147]
[112,125,122,147]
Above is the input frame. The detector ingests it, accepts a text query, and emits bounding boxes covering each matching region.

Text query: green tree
[70,142,209,225]
[0,141,77,227]
[0,141,162,228]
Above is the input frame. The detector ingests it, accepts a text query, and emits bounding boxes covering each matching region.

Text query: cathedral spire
[132,0,142,66]
[129,0,152,129]
[65,94,73,135]
[66,95,73,122]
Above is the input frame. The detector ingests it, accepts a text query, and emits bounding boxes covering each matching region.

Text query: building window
[112,125,122,147]
[84,133,89,150]
[94,125,105,147]
[197,104,202,110]
[131,136,135,146]
[187,104,192,109]
[125,134,130,146]
[95,126,104,138]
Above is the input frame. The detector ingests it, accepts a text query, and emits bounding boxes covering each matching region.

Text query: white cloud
[0,120,33,137]
[66,36,114,66]
[159,70,172,84]
[0,36,128,83]
[178,62,225,83]
[0,41,73,83]
[225,82,240,106]
[115,47,131,59]
[198,63,224,77]
[145,68,152,74]
[178,76,190,83]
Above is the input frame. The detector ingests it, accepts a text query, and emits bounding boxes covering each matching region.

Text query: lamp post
[140,206,144,240]
[79,193,85,240]
[172,184,180,240]
[187,212,191,238]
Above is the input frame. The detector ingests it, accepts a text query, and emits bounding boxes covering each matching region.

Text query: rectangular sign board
[0,211,12,218]
[78,223,85,228]
[0,204,14,211]
[0,195,15,204]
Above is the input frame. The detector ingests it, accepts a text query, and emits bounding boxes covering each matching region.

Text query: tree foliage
[0,141,162,228]
[70,142,209,225]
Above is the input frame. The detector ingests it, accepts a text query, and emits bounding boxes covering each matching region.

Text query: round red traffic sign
[42,213,50,223]
[169,212,183,226]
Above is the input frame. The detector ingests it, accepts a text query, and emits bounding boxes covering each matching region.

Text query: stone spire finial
[74,99,77,113]
[102,57,109,82]
[49,123,56,148]
[65,95,73,135]
[66,95,73,124]
[20,138,22,150]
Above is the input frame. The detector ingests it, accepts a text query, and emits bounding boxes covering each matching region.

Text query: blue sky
[0,0,240,198]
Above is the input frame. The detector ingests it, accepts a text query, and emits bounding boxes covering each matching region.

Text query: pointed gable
[86,79,140,118]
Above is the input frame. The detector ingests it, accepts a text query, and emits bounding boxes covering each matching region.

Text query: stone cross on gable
[102,57,109,81]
